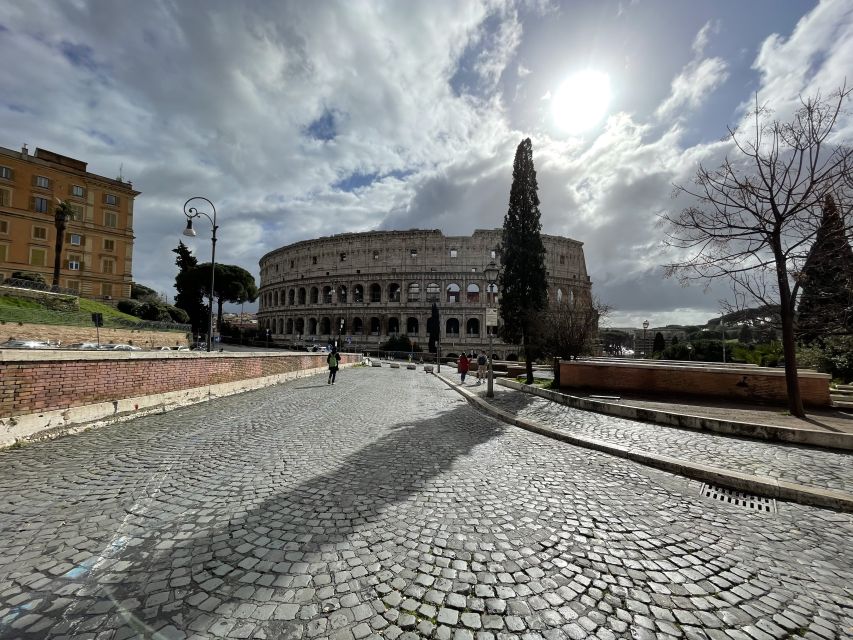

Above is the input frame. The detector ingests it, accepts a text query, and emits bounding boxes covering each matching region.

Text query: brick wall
[0,322,187,348]
[558,360,831,407]
[0,352,359,417]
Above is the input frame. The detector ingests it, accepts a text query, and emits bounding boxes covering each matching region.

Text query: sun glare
[552,70,611,134]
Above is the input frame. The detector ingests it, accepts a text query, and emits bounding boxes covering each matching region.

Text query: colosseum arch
[310,287,319,304]
[388,317,400,334]
[295,318,305,334]
[426,282,440,299]
[370,317,381,335]
[352,317,364,334]
[466,283,480,303]
[323,286,333,304]
[408,282,420,302]
[354,284,364,303]
[308,318,318,334]
[557,288,563,304]
[466,318,480,336]
[338,285,348,303]
[320,317,331,334]
[388,283,401,302]
[298,287,306,305]
[407,317,419,334]
[370,283,382,303]
[446,318,460,335]
[286,318,293,334]
[447,283,461,303]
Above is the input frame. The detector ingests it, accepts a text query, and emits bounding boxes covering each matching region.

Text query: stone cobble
[0,367,851,639]
[474,382,853,494]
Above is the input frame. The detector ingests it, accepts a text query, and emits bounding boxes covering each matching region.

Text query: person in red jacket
[458,353,470,384]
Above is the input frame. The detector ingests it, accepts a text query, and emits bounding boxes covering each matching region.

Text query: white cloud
[656,57,729,120]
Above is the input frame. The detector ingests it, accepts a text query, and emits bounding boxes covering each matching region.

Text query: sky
[1,0,851,327]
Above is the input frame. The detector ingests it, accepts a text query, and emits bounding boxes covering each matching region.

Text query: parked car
[66,342,103,350]
[103,344,143,351]
[0,339,56,349]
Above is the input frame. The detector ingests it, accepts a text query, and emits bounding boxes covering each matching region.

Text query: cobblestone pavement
[468,382,853,495]
[1,367,852,640]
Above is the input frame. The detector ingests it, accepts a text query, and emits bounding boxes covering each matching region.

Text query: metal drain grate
[699,484,776,513]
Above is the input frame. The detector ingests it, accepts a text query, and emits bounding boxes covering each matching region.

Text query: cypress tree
[798,195,853,343]
[499,138,548,383]
[652,331,665,354]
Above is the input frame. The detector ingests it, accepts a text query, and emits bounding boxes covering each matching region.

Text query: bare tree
[663,87,852,418]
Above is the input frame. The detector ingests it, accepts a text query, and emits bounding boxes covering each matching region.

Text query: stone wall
[0,321,187,348]
[0,350,359,446]
[558,359,831,407]
[0,285,79,311]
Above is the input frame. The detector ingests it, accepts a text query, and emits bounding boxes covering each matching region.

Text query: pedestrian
[327,347,340,384]
[476,350,488,385]
[458,353,470,384]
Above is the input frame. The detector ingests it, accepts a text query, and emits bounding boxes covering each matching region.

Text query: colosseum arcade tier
[257,229,592,358]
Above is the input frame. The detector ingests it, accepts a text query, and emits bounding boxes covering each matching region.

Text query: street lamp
[339,318,344,350]
[182,197,218,353]
[483,261,500,398]
[642,319,649,358]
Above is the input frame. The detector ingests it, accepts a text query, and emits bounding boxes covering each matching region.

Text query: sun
[552,70,612,134]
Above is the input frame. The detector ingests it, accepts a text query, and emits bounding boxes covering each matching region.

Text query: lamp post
[484,261,500,398]
[721,314,726,364]
[339,318,344,350]
[642,319,649,358]
[182,197,218,353]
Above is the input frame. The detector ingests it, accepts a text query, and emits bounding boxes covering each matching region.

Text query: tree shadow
[82,399,508,636]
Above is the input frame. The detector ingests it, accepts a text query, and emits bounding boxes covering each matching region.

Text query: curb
[498,379,853,452]
[434,373,853,513]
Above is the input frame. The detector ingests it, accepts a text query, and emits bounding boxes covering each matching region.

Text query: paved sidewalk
[454,379,853,496]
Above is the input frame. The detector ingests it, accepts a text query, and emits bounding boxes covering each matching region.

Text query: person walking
[458,353,470,384]
[476,350,488,385]
[327,348,340,384]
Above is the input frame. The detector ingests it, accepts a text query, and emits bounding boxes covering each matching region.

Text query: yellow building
[0,145,140,300]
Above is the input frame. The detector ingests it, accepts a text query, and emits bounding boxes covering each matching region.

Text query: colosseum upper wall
[256,229,591,358]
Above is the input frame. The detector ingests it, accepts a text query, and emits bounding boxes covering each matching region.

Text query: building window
[340,252,346,262]
[33,196,49,213]
[71,185,85,197]
[68,256,81,271]
[68,203,84,220]
[0,220,8,234]
[102,259,115,274]
[0,166,12,180]
[290,260,294,268]
[373,250,380,260]
[70,233,82,246]
[103,239,115,252]
[410,249,417,258]
[101,283,112,297]
[66,279,80,292]
[32,226,47,240]
[312,256,317,264]
[560,255,565,265]
[490,250,496,259]
[35,175,50,189]
[0,187,10,207]
[450,249,457,258]
[104,211,118,228]
[105,193,119,206]
[29,248,46,266]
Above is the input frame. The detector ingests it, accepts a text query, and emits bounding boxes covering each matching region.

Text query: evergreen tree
[738,324,754,344]
[652,331,665,354]
[798,195,853,343]
[172,242,205,334]
[670,335,679,346]
[499,138,548,383]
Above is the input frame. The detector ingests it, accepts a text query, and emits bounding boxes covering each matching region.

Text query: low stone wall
[0,322,187,348]
[0,285,79,311]
[0,350,359,445]
[559,359,831,407]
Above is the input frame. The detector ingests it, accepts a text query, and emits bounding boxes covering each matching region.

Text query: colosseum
[256,229,592,359]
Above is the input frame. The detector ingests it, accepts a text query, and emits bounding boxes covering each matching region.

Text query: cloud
[655,55,729,120]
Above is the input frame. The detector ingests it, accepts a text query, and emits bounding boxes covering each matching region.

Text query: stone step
[832,400,853,409]
[830,387,853,396]
[835,384,853,391]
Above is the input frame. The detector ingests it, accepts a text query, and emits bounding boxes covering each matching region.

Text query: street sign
[485,308,498,327]
[346,336,352,344]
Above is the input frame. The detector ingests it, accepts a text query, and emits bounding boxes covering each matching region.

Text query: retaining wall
[559,359,831,407]
[0,350,359,445]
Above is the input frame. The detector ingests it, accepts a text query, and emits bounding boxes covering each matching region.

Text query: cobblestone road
[1,367,852,640]
[469,382,853,494]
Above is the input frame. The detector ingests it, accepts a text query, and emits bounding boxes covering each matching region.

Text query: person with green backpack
[327,348,340,384]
